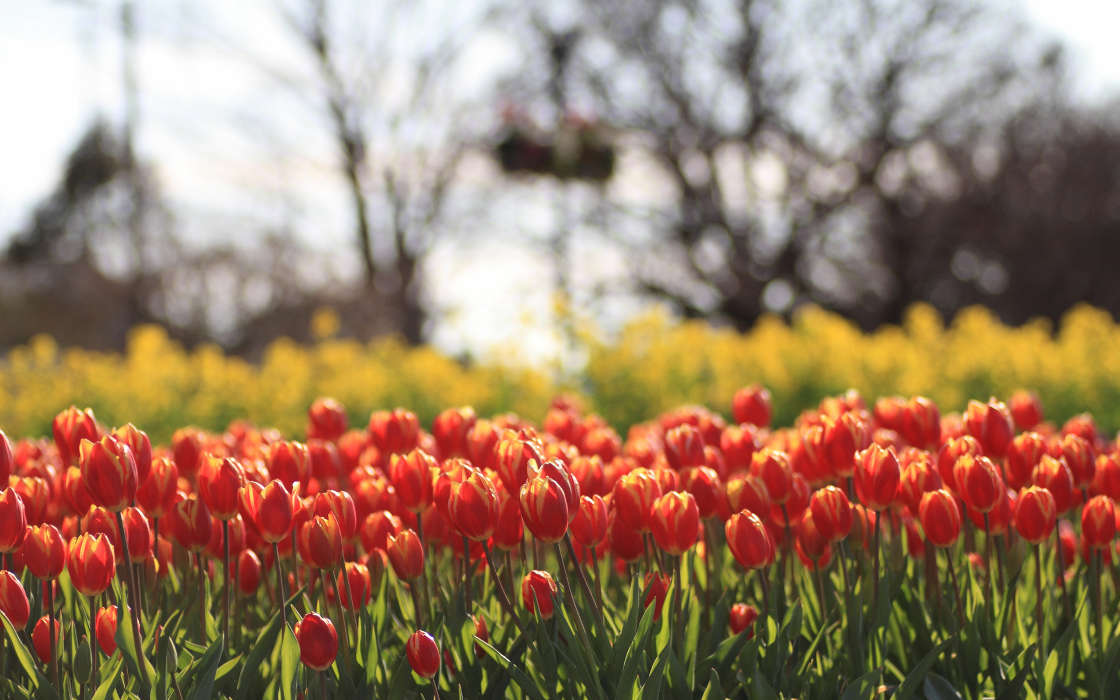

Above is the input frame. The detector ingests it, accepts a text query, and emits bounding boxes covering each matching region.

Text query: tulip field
[0,387,1117,699]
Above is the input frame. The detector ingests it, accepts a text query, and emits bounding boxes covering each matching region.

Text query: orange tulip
[569,495,609,548]
[447,470,499,541]
[432,407,477,459]
[725,509,774,570]
[664,425,706,471]
[493,438,543,493]
[612,468,662,533]
[1009,390,1043,431]
[386,529,424,580]
[32,615,61,663]
[313,490,359,539]
[198,456,246,521]
[649,491,700,555]
[0,430,11,488]
[1033,455,1076,515]
[135,457,178,519]
[750,449,792,505]
[169,496,213,553]
[729,603,759,637]
[519,474,569,543]
[964,398,1014,458]
[918,489,961,548]
[298,514,343,569]
[1006,432,1046,491]
[732,385,772,428]
[900,396,940,450]
[241,481,294,544]
[389,449,437,513]
[897,453,942,514]
[111,424,152,484]
[79,436,137,512]
[809,486,852,542]
[359,510,403,553]
[854,444,900,511]
[954,454,1004,514]
[66,533,116,597]
[0,488,27,553]
[1014,486,1057,544]
[307,397,348,442]
[52,406,100,466]
[937,435,983,495]
[267,441,311,490]
[121,507,153,563]
[368,409,420,456]
[1082,495,1117,549]
[22,524,65,580]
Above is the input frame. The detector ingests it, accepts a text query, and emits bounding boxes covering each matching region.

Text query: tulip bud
[406,629,441,678]
[732,385,772,428]
[386,529,424,581]
[0,430,12,489]
[447,470,499,541]
[964,399,1014,458]
[79,436,137,513]
[854,445,900,511]
[0,488,27,554]
[135,457,178,519]
[1033,455,1076,515]
[121,507,153,563]
[519,474,569,543]
[22,524,65,580]
[521,570,558,619]
[237,550,262,595]
[268,441,311,490]
[569,495,609,548]
[295,613,338,670]
[52,406,100,467]
[432,407,476,459]
[1082,495,1117,549]
[0,571,29,629]
[169,496,213,553]
[720,424,758,473]
[750,449,792,505]
[1009,390,1043,431]
[308,398,348,442]
[1052,434,1095,489]
[1014,486,1057,544]
[609,510,645,562]
[359,510,403,553]
[725,509,774,570]
[337,562,371,610]
[937,435,983,494]
[1093,453,1120,502]
[67,533,116,597]
[241,481,294,544]
[683,467,726,519]
[1006,432,1046,491]
[642,572,671,620]
[919,489,961,548]
[111,424,152,484]
[954,454,1004,514]
[729,603,759,637]
[725,475,771,522]
[612,468,662,533]
[198,456,246,521]
[95,606,118,655]
[809,486,852,542]
[649,491,700,556]
[368,409,420,456]
[897,454,942,514]
[389,449,437,513]
[664,425,706,471]
[32,615,61,663]
[298,514,343,570]
[313,490,359,540]
[900,396,940,450]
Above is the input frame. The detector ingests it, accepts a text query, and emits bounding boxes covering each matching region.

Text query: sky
[1,0,1118,360]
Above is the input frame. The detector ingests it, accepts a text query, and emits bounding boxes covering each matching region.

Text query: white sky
[1,0,1118,360]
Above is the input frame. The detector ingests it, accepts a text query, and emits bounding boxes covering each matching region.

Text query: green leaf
[90,654,123,700]
[1,612,44,690]
[185,638,224,700]
[700,669,725,700]
[114,591,156,694]
[279,628,300,700]
[923,672,963,700]
[896,637,951,700]
[475,638,546,700]
[234,609,283,700]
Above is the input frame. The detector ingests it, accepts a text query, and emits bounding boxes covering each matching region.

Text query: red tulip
[854,444,900,511]
[52,406,100,466]
[726,475,771,522]
[0,488,27,553]
[368,409,420,456]
[0,571,29,628]
[61,467,93,519]
[520,474,569,543]
[237,550,262,595]
[1082,495,1117,549]
[569,495,609,548]
[11,476,48,526]
[95,606,118,655]
[268,441,311,490]
[169,496,213,553]
[664,425,706,471]
[725,509,774,570]
[389,449,437,513]
[295,613,338,670]
[1006,432,1046,491]
[67,533,116,596]
[609,510,644,562]
[1093,453,1120,502]
[732,385,772,427]
[171,427,204,476]
[359,510,403,553]
[900,396,940,449]
[111,424,152,484]
[612,469,662,532]
[135,457,178,519]
[683,467,726,519]
[406,629,441,678]
[750,449,792,504]
[823,412,870,479]
[809,486,852,542]
[954,454,1004,514]
[32,615,61,663]
[447,470,499,541]
[337,562,371,610]
[964,399,1014,458]
[198,456,246,521]
[937,435,982,494]
[79,436,137,512]
[299,514,343,569]
[121,507,153,563]
[471,614,489,657]
[1009,390,1043,431]
[1014,486,1057,544]
[432,407,477,459]
[313,490,359,540]
[308,398,348,442]
[1033,455,1076,515]
[521,570,558,619]
[649,491,700,555]
[729,603,759,637]
[897,454,942,514]
[1052,434,1095,489]
[241,481,294,544]
[386,529,424,580]
[918,489,961,548]
[22,524,65,580]
[642,572,671,621]
[0,430,12,489]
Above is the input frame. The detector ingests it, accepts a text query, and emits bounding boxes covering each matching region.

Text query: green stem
[115,510,150,688]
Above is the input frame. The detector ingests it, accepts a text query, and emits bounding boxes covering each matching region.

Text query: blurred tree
[277,0,491,344]
[508,0,1098,329]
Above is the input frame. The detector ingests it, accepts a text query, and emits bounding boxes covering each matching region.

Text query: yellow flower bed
[2,303,1117,442]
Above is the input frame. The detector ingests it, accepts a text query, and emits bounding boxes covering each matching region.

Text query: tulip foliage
[0,390,1118,699]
